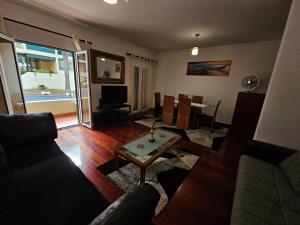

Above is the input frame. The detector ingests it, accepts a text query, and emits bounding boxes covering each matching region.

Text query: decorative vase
[149,128,155,142]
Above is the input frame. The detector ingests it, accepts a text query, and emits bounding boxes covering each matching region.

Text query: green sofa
[231,141,300,225]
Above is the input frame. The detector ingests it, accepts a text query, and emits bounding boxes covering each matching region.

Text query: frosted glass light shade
[191,47,199,56]
[103,0,118,4]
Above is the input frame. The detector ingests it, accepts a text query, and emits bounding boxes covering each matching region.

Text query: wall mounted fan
[242,74,260,92]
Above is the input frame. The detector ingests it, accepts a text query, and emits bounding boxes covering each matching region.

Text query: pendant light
[103,0,128,5]
[191,33,200,56]
[103,0,118,4]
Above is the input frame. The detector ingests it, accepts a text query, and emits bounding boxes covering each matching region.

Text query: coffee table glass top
[118,129,180,164]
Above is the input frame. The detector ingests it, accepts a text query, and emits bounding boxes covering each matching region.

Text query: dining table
[161,99,209,129]
[174,100,208,109]
[162,99,208,108]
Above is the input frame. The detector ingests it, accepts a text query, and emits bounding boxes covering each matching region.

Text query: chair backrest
[154,92,161,116]
[162,95,175,125]
[176,98,192,130]
[191,95,203,104]
[155,92,161,106]
[178,94,188,101]
[213,100,221,121]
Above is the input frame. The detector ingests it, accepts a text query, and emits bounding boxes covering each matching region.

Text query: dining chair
[191,95,203,104]
[210,100,221,133]
[162,95,175,125]
[196,100,221,133]
[154,92,162,117]
[189,95,204,129]
[176,98,192,130]
[178,94,188,100]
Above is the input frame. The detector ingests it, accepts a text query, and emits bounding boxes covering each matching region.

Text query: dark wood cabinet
[231,92,265,139]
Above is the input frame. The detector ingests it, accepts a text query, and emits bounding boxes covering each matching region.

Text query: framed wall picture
[186,60,232,76]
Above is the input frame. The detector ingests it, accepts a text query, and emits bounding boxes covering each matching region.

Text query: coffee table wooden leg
[139,167,146,185]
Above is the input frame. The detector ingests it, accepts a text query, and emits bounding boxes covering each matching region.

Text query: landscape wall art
[186,60,232,76]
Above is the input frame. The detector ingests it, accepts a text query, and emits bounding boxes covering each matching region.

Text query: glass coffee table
[114,129,182,184]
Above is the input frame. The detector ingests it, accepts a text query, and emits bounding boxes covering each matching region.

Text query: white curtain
[0,14,6,34]
[141,67,148,110]
[126,55,157,112]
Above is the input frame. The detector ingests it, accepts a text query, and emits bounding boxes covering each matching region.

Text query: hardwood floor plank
[56,122,246,225]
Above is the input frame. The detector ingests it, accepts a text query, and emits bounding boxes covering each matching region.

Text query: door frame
[0,33,27,114]
[0,74,9,113]
[1,37,94,129]
[75,50,93,129]
[15,39,81,127]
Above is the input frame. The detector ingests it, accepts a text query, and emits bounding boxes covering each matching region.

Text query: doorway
[15,41,79,128]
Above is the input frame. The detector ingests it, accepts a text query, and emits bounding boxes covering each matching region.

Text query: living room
[0,0,300,225]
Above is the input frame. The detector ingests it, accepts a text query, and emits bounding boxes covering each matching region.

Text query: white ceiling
[11,0,291,51]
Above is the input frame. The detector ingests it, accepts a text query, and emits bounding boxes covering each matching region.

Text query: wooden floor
[54,113,79,129]
[56,121,249,225]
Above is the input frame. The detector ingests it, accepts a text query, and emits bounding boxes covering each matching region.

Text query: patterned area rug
[99,149,199,216]
[135,118,228,149]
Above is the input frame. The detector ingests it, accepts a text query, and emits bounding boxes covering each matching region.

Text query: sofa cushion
[0,144,9,175]
[274,166,300,223]
[237,155,277,185]
[0,145,19,225]
[5,140,63,171]
[231,156,286,225]
[0,113,57,150]
[280,152,300,192]
[90,184,160,225]
[13,155,109,225]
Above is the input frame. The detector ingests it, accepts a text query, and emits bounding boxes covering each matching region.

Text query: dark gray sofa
[0,113,160,225]
[230,141,300,225]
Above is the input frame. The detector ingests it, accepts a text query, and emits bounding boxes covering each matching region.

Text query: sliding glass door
[75,51,93,128]
[0,35,94,129]
[15,41,79,128]
[0,33,26,114]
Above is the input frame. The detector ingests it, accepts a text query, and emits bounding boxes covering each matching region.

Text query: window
[15,41,76,102]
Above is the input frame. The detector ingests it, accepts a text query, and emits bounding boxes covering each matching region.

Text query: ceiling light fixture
[103,0,118,4]
[191,46,199,56]
[103,0,128,5]
[191,33,200,56]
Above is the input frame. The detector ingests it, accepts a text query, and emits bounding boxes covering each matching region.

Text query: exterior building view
[15,42,78,127]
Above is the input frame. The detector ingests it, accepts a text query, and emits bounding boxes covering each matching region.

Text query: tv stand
[94,102,131,122]
[99,103,131,112]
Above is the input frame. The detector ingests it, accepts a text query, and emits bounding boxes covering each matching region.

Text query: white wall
[155,41,280,124]
[255,0,300,150]
[21,71,76,91]
[26,99,77,115]
[0,0,155,111]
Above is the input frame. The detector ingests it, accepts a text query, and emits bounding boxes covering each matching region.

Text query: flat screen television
[101,85,127,106]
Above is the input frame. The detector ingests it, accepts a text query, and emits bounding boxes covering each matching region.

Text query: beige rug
[135,118,228,148]
[107,149,199,216]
